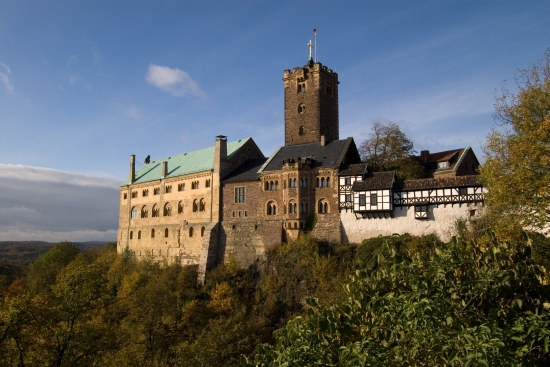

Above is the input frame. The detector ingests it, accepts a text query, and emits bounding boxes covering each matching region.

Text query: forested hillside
[1,227,549,366]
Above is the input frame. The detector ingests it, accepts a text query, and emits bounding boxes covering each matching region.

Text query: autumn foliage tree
[481,50,550,237]
[359,121,423,180]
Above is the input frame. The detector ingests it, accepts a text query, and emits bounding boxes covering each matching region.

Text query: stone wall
[340,202,483,243]
[219,220,283,267]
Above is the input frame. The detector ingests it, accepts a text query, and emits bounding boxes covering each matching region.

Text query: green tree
[481,50,550,237]
[26,241,79,294]
[359,121,423,179]
[244,233,550,366]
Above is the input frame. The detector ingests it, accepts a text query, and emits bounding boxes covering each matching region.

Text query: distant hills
[0,241,110,267]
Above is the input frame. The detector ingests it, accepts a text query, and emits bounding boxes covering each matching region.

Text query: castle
[118,52,483,281]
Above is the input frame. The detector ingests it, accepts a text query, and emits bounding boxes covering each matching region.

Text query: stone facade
[284,62,339,146]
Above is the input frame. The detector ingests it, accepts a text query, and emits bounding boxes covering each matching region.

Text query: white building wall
[340,203,482,243]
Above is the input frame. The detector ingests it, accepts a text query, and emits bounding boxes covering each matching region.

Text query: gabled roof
[421,149,460,164]
[352,171,395,191]
[222,158,268,183]
[417,147,474,176]
[338,163,367,176]
[261,138,353,172]
[121,138,252,186]
[394,175,481,191]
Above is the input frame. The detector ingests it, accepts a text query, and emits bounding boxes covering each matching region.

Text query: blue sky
[0,0,549,241]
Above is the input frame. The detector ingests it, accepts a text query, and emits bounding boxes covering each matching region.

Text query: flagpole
[314,29,317,62]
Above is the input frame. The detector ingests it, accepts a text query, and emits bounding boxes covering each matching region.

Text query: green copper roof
[121,138,252,186]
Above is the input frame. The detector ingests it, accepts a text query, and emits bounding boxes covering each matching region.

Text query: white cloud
[0,164,120,241]
[146,64,205,98]
[0,61,14,93]
[0,73,14,93]
[0,164,120,188]
[0,62,12,74]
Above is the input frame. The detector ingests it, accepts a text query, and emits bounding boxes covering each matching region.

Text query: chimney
[320,135,326,146]
[214,135,228,174]
[162,161,168,178]
[420,150,430,164]
[129,155,135,184]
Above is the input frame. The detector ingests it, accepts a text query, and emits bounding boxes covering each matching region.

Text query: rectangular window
[232,211,235,217]
[178,183,185,191]
[345,194,352,202]
[370,193,378,206]
[245,211,248,217]
[235,187,246,203]
[165,185,172,193]
[459,187,468,195]
[359,194,366,206]
[192,181,199,189]
[153,188,160,195]
[131,191,138,198]
[123,193,127,199]
[238,211,242,217]
[205,179,211,188]
[142,189,148,197]
[415,205,428,219]
[438,161,449,168]
[344,177,351,185]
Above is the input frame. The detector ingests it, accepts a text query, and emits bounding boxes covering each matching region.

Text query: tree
[359,121,422,179]
[481,50,550,237]
[244,233,550,366]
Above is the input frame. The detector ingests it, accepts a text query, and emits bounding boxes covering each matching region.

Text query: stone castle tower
[283,56,340,146]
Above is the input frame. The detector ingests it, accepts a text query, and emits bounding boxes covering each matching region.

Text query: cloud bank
[145,64,205,97]
[0,164,120,242]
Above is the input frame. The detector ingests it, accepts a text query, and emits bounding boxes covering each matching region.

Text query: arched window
[298,103,305,114]
[152,205,159,217]
[316,177,320,187]
[201,226,205,237]
[265,181,269,190]
[138,231,141,240]
[189,227,194,237]
[318,200,329,214]
[193,199,198,212]
[300,202,308,213]
[321,177,326,187]
[267,201,277,215]
[178,201,183,214]
[275,181,278,189]
[294,222,298,229]
[129,231,133,240]
[141,206,148,218]
[199,199,205,211]
[299,126,305,135]
[151,229,155,238]
[164,228,169,238]
[326,177,330,187]
[289,201,296,214]
[164,203,172,216]
[131,207,138,219]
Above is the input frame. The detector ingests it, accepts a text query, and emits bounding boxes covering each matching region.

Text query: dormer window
[438,161,449,168]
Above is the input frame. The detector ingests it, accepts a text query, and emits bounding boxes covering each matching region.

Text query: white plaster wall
[341,203,481,243]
